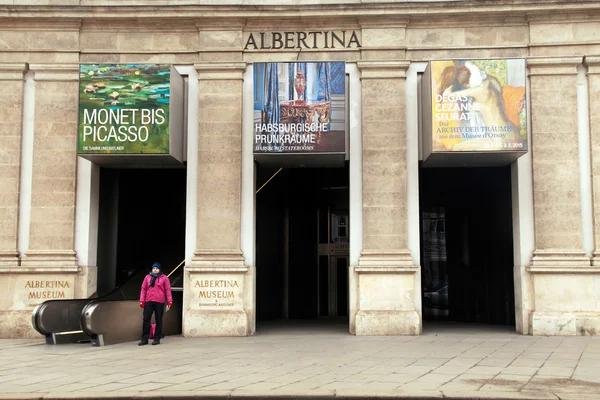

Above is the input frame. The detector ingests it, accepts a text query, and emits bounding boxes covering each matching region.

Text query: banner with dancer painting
[425,59,527,153]
[253,62,346,154]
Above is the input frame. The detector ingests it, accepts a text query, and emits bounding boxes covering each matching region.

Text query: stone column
[183,62,254,337]
[527,57,599,335]
[0,64,26,269]
[587,56,600,267]
[354,61,419,335]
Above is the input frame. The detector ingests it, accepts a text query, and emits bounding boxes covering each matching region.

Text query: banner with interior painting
[253,62,346,154]
[77,64,183,163]
[426,58,527,153]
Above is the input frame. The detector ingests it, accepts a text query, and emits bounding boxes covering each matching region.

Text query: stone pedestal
[183,63,254,337]
[527,57,600,335]
[354,61,420,336]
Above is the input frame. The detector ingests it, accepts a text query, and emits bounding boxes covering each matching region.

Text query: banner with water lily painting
[78,64,183,161]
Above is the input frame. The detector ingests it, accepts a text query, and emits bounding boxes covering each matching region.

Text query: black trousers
[142,301,164,341]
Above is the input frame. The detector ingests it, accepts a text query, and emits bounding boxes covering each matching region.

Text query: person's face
[152,267,160,273]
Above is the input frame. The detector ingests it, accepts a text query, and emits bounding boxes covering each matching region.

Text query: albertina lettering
[194,280,239,288]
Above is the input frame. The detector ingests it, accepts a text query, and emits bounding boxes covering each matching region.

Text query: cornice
[0,62,27,80]
[195,62,246,80]
[527,56,583,76]
[2,2,600,22]
[29,63,79,81]
[584,56,600,75]
[0,18,81,30]
[82,18,198,32]
[358,16,410,29]
[357,60,410,79]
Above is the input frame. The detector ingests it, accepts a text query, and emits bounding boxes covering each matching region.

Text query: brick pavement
[1,322,599,400]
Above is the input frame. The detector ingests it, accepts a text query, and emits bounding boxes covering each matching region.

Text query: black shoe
[151,339,160,345]
[138,340,148,346]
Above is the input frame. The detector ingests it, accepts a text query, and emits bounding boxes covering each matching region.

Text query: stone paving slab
[1,323,600,400]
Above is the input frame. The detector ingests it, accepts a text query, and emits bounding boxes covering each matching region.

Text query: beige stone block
[362,106,404,123]
[119,53,198,64]
[361,49,406,61]
[0,31,28,49]
[40,124,77,138]
[198,79,241,94]
[531,44,600,58]
[115,32,157,52]
[0,149,19,165]
[362,162,403,182]
[0,208,18,248]
[187,274,244,310]
[28,234,73,250]
[410,27,467,47]
[32,149,76,166]
[80,53,120,63]
[464,27,498,46]
[362,28,404,48]
[498,26,530,44]
[0,165,19,179]
[32,178,74,193]
[184,309,249,336]
[0,192,19,207]
[573,22,600,41]
[362,192,404,208]
[531,312,576,336]
[534,275,600,312]
[530,24,574,44]
[409,48,527,61]
[30,192,75,207]
[197,220,240,250]
[80,30,119,50]
[363,234,402,252]
[5,274,76,310]
[200,30,243,49]
[33,163,76,179]
[34,137,76,150]
[28,31,78,50]
[199,106,242,122]
[30,206,74,223]
[355,309,420,335]
[75,265,97,298]
[358,272,415,310]
[0,311,40,338]
[30,52,79,63]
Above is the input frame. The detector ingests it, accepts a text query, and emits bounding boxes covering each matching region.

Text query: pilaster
[527,56,600,335]
[183,63,253,337]
[358,18,408,61]
[586,56,600,266]
[0,63,27,269]
[354,61,419,335]
[20,64,79,270]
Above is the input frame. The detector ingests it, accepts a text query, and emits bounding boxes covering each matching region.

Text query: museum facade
[1,0,600,339]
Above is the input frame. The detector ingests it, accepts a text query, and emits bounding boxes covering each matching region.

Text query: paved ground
[1,321,600,400]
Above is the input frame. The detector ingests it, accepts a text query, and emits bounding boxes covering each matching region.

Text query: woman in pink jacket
[138,262,173,345]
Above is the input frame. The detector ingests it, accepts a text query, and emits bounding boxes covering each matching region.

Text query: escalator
[32,264,183,346]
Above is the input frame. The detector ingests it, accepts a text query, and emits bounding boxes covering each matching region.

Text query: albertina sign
[77,64,184,165]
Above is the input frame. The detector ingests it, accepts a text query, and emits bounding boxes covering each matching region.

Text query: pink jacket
[140,274,173,304]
